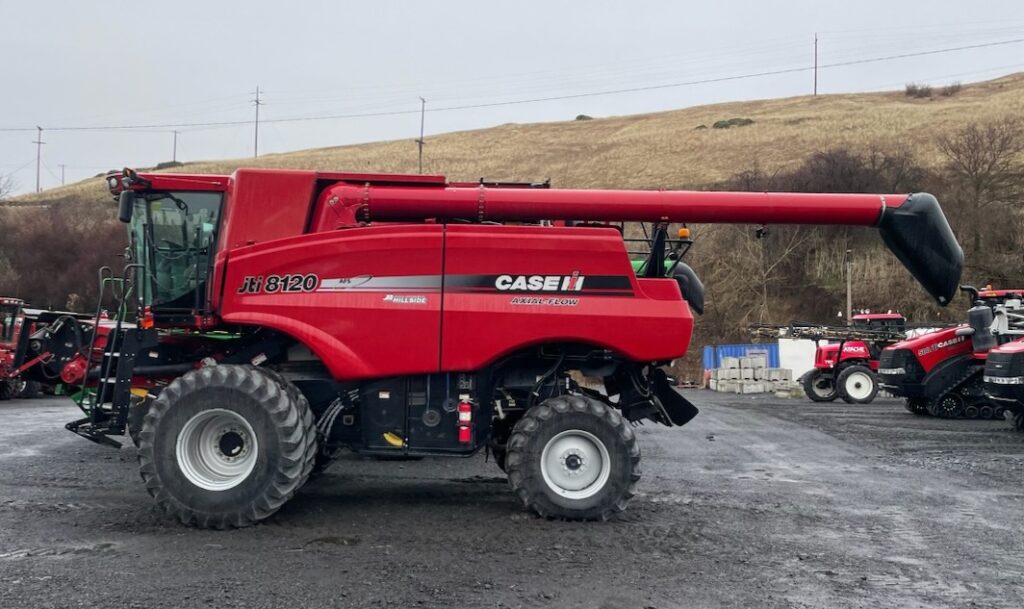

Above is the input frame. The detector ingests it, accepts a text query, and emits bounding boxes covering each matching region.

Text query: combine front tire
[802,370,838,402]
[137,365,317,528]
[837,365,878,404]
[0,380,15,401]
[505,395,640,521]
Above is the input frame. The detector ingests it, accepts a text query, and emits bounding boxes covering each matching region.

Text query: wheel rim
[540,429,611,500]
[937,394,964,417]
[843,371,873,400]
[176,409,259,491]
[811,377,834,398]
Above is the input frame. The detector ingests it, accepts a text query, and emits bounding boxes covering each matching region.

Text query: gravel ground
[1,392,1023,609]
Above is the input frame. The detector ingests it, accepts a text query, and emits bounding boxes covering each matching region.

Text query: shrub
[940,82,962,97]
[905,83,933,99]
[574,114,593,121]
[712,117,754,129]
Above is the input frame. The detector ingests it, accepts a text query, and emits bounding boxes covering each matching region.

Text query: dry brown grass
[11,72,1024,206]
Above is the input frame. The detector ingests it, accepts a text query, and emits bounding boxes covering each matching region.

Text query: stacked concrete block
[707,355,796,395]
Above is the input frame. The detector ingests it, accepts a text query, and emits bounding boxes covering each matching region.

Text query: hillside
[10,72,1024,206]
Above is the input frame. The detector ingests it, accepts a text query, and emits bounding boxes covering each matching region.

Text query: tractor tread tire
[137,364,316,529]
[505,394,640,521]
[17,380,40,399]
[802,370,838,402]
[836,365,879,404]
[904,398,930,416]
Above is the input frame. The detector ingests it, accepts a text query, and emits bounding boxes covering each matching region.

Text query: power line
[3,37,1020,135]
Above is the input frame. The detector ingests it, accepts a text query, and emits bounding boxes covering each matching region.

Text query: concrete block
[722,356,740,369]
[740,368,754,380]
[739,381,765,394]
[722,369,739,380]
[753,368,766,381]
[708,379,718,391]
[746,354,768,370]
[717,380,738,393]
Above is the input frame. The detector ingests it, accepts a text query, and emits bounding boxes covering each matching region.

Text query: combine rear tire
[137,365,317,528]
[0,380,13,401]
[837,366,878,404]
[1015,413,1024,432]
[802,370,838,402]
[505,394,640,521]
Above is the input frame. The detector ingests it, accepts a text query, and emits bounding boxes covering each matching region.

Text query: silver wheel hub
[541,429,611,500]
[176,409,258,491]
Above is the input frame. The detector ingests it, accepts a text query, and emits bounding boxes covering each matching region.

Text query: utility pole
[813,33,818,96]
[32,126,44,193]
[416,97,426,173]
[59,164,66,186]
[845,248,852,325]
[172,130,179,163]
[252,86,263,158]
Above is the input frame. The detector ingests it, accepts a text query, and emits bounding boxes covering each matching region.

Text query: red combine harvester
[983,336,1024,431]
[21,167,962,527]
[878,287,1024,418]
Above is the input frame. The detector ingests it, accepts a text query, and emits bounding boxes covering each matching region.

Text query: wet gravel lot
[1,391,1023,609]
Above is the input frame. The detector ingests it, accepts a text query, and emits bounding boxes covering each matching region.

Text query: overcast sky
[1,1,1023,194]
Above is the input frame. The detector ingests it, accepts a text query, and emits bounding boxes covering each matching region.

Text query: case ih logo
[917,335,966,357]
[495,272,585,293]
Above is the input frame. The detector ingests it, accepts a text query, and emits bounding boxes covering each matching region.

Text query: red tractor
[797,313,907,404]
[0,297,43,400]
[878,287,1024,418]
[21,167,962,527]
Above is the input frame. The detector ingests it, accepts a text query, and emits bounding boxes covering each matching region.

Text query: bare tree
[938,118,1024,208]
[0,174,14,201]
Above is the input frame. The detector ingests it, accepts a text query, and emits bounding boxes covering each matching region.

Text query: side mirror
[118,190,134,223]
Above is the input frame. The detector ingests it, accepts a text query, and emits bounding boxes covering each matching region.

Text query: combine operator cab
[879,287,1024,418]
[33,166,964,528]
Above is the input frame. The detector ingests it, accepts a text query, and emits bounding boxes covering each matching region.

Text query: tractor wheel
[836,366,878,404]
[137,365,317,528]
[904,398,930,416]
[928,393,966,418]
[505,394,640,521]
[964,404,980,419]
[979,404,995,420]
[17,380,40,399]
[0,380,14,401]
[1015,413,1024,432]
[802,370,838,402]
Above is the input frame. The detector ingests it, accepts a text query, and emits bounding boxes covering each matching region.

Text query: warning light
[677,227,691,239]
